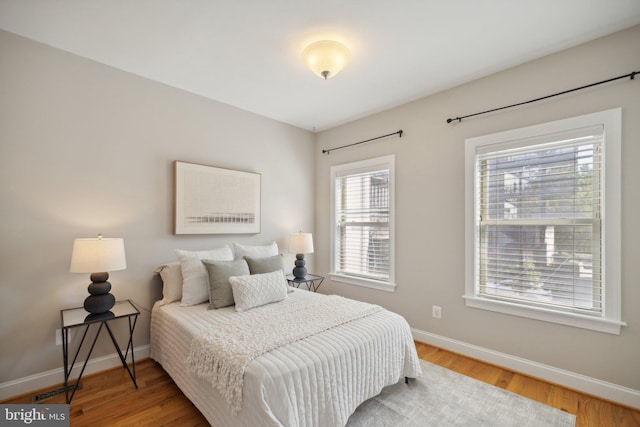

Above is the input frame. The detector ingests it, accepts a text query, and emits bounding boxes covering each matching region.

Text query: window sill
[329,274,396,293]
[463,295,625,335]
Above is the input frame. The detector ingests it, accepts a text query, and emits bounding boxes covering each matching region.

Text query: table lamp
[289,232,314,279]
[70,234,126,314]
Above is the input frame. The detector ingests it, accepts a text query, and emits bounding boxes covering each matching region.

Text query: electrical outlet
[57,328,75,345]
[432,305,442,319]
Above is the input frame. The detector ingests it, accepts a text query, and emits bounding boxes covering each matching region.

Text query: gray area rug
[347,360,576,427]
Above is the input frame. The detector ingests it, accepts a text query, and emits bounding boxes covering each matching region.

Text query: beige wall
[315,25,640,391]
[0,30,315,383]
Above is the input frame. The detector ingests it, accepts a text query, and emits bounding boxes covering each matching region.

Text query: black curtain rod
[322,130,403,154]
[446,70,638,124]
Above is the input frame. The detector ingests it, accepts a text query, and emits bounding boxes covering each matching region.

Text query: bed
[150,287,421,426]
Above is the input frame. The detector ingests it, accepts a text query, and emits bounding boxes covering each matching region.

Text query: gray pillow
[244,254,284,275]
[203,259,250,309]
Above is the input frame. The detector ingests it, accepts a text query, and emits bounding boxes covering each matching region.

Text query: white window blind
[330,155,395,293]
[475,126,603,315]
[335,166,391,282]
[465,109,623,334]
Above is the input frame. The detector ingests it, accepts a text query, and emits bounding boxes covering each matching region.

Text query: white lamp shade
[70,237,126,273]
[289,232,314,254]
[302,40,350,79]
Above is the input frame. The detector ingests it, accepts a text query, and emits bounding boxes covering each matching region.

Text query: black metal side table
[286,274,325,292]
[60,299,139,403]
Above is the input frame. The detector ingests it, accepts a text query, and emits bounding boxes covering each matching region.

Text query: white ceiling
[1,1,639,131]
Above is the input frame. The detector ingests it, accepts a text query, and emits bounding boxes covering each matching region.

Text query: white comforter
[150,289,421,427]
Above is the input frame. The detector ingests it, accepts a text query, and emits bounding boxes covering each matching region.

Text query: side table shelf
[61,299,139,403]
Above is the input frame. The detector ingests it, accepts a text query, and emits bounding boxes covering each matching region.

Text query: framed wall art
[174,161,261,235]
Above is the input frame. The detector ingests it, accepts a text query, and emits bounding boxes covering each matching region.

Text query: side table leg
[126,315,138,388]
[62,327,69,403]
[65,323,102,403]
[104,321,138,388]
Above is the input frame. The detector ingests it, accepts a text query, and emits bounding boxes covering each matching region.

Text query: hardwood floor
[3,359,209,426]
[4,342,639,426]
[414,342,640,427]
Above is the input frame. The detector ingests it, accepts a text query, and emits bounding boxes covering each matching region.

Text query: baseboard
[0,345,150,401]
[412,328,640,410]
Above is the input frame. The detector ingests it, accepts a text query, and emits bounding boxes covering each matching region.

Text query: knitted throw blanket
[186,295,383,414]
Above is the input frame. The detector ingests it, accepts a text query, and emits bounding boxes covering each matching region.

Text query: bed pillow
[154,262,183,306]
[176,246,234,306]
[203,259,250,309]
[229,270,288,312]
[244,254,293,293]
[244,254,284,274]
[232,241,278,259]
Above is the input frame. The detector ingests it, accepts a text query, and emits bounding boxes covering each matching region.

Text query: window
[330,155,395,292]
[465,109,624,334]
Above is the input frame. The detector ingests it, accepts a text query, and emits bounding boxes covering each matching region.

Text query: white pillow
[154,262,183,306]
[232,242,278,259]
[176,246,234,305]
[229,270,288,312]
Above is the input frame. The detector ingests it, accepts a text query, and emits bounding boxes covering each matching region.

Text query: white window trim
[328,273,397,293]
[464,108,625,334]
[330,155,396,292]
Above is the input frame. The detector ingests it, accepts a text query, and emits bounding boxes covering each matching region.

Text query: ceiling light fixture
[302,40,351,80]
